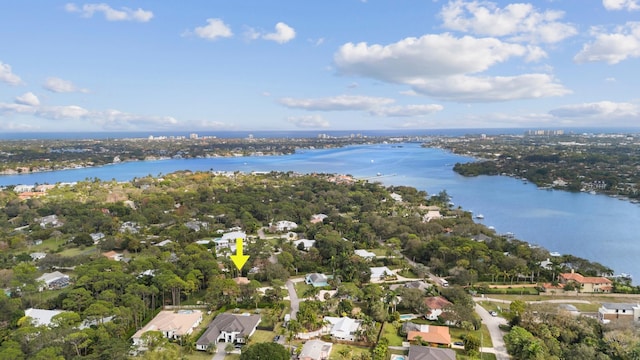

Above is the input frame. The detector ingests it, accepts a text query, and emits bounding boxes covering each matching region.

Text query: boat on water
[475,214,484,219]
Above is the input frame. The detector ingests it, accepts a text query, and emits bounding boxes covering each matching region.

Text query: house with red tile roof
[424,296,452,321]
[406,324,451,347]
[559,270,612,293]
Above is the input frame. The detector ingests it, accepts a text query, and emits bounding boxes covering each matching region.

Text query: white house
[293,239,316,251]
[196,313,261,351]
[390,193,403,202]
[30,252,47,261]
[36,271,70,291]
[38,215,63,228]
[132,310,203,348]
[323,316,361,342]
[271,220,297,232]
[299,339,333,360]
[354,249,376,261]
[24,308,65,327]
[370,266,394,282]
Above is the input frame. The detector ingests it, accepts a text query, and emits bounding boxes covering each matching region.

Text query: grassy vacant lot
[381,322,405,346]
[455,349,497,360]
[449,325,493,348]
[331,343,372,359]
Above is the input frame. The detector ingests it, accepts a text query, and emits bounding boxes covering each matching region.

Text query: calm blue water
[2,143,639,281]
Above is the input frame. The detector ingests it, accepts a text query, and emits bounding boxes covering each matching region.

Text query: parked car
[489,311,498,317]
[453,341,464,346]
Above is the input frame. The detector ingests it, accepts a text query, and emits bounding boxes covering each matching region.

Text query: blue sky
[1,0,640,132]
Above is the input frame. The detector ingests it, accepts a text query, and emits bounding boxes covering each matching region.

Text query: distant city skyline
[2,1,640,132]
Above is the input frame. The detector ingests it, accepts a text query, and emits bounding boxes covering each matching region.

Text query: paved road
[475,303,510,360]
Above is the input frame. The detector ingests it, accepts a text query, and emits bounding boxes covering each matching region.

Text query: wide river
[2,142,639,282]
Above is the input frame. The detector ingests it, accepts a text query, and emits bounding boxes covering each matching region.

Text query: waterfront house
[132,310,202,348]
[559,270,612,293]
[195,313,260,351]
[407,345,456,360]
[299,339,333,360]
[598,303,640,325]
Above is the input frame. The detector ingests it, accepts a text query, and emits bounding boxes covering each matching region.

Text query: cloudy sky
[1,0,640,132]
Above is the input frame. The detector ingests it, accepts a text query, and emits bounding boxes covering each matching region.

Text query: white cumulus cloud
[549,101,638,118]
[287,115,330,128]
[43,77,89,93]
[334,33,567,102]
[65,3,153,22]
[15,92,40,106]
[0,61,23,85]
[410,74,570,102]
[369,104,444,117]
[574,22,640,64]
[603,0,640,11]
[0,96,180,130]
[190,18,233,41]
[279,95,394,111]
[263,22,296,44]
[440,0,577,43]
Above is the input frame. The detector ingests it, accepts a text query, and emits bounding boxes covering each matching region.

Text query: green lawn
[455,348,497,360]
[295,282,312,298]
[380,322,405,346]
[249,329,277,344]
[449,325,493,348]
[331,343,372,359]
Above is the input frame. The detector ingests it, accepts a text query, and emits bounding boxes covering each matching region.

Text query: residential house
[310,214,328,224]
[406,324,451,347]
[598,303,640,325]
[390,280,431,292]
[132,310,203,348]
[154,239,174,247]
[90,232,105,244]
[539,258,553,270]
[270,220,298,232]
[30,252,47,261]
[424,296,452,321]
[423,206,442,222]
[38,214,63,228]
[102,251,123,261]
[13,185,35,193]
[390,193,403,202]
[36,271,70,291]
[119,221,139,233]
[195,313,261,351]
[305,273,329,287]
[407,345,456,360]
[471,233,492,242]
[370,266,395,282]
[559,270,612,293]
[299,339,333,360]
[293,239,316,251]
[24,308,65,327]
[323,316,361,342]
[354,249,376,261]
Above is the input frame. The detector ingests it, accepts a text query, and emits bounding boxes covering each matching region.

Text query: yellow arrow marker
[230,238,250,271]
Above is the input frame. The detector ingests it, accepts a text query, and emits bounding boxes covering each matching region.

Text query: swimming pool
[399,314,416,320]
[390,355,406,360]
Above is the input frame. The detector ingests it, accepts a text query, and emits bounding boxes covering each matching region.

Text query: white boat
[475,214,484,219]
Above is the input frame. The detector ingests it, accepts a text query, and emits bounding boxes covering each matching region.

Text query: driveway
[211,342,227,360]
[286,278,303,320]
[475,303,510,360]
